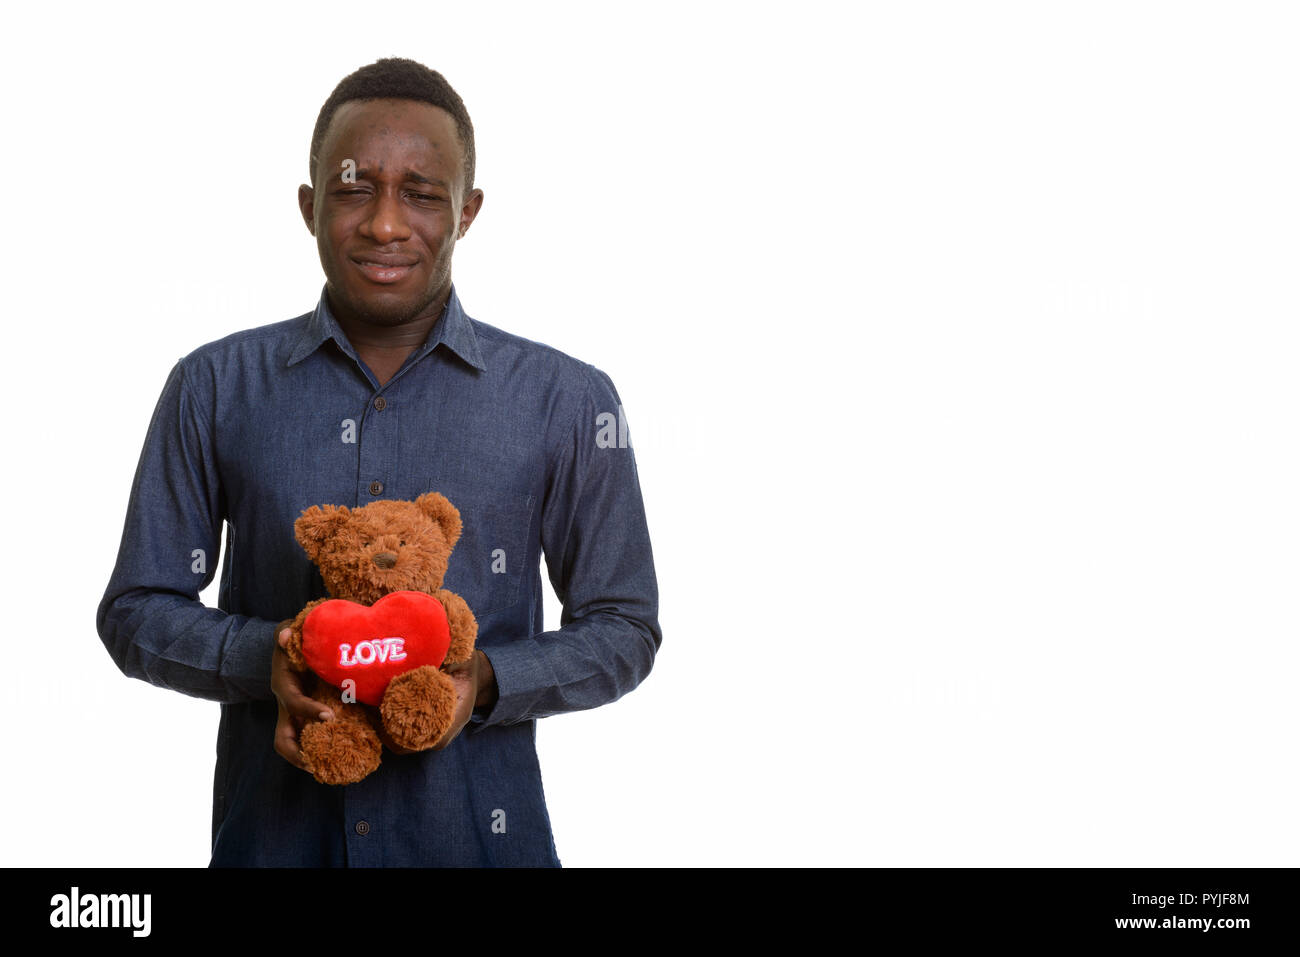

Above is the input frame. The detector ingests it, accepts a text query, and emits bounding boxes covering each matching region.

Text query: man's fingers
[429,666,476,751]
[271,642,334,722]
[274,728,306,769]
[281,691,333,724]
[270,620,328,771]
[273,666,334,721]
[274,700,308,770]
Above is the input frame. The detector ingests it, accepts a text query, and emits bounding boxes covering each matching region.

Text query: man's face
[298,98,483,326]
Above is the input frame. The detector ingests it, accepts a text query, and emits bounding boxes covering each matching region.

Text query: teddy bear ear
[294,504,352,560]
[415,492,462,549]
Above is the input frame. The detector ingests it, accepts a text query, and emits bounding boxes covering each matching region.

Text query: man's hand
[367,652,493,755]
[427,650,489,750]
[271,620,333,771]
[369,650,495,755]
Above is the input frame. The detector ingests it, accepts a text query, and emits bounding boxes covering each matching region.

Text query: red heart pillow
[302,591,450,705]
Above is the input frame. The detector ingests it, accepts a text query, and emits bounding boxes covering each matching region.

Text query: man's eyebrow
[403,170,449,188]
[346,167,450,189]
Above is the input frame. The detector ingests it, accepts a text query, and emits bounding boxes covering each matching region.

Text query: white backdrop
[1,0,1297,867]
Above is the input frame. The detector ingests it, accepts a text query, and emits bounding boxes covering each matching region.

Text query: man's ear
[295,504,351,561]
[456,187,484,239]
[298,183,316,236]
[415,492,462,550]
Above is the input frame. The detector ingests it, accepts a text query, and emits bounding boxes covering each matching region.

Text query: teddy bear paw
[379,665,456,751]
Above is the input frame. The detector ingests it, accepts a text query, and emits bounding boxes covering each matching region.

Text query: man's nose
[363,192,412,242]
[372,552,398,569]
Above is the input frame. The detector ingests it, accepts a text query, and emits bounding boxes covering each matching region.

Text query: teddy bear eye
[399,540,406,547]
[362,539,372,548]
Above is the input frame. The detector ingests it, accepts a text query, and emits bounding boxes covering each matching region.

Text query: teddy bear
[280,491,478,786]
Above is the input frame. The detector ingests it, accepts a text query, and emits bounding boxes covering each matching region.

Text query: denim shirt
[96,284,661,866]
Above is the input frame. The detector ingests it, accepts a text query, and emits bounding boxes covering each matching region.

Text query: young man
[97,57,661,866]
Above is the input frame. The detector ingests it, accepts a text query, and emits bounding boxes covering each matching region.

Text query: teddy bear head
[294,491,462,604]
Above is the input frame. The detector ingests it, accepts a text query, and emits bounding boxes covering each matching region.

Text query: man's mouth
[351,256,417,284]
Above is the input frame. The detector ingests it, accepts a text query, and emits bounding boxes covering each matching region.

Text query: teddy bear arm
[380,665,456,751]
[435,588,478,664]
[284,597,334,671]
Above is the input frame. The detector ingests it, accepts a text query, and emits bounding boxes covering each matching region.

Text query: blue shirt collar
[287,282,486,372]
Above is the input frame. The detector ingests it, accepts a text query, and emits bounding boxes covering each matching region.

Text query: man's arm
[96,359,277,702]
[470,365,661,728]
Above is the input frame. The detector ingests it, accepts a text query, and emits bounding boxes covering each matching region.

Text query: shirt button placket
[360,391,391,502]
[347,389,390,864]
[343,785,380,864]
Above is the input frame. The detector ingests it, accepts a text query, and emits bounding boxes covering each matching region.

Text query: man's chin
[329,281,433,326]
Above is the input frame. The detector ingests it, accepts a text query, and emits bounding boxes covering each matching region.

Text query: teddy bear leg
[299,685,383,786]
[379,665,456,751]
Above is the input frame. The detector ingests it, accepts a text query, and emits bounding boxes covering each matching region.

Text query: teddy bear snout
[372,551,399,569]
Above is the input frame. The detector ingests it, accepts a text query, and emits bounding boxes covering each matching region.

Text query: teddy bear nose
[372,552,398,569]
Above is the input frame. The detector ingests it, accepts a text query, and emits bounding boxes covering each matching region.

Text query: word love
[338,637,407,667]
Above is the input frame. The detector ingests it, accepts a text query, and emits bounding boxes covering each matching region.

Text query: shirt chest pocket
[434,483,535,621]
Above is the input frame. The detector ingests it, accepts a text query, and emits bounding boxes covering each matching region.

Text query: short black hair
[309,57,476,196]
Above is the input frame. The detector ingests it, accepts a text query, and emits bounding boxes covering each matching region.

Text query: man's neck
[326,287,450,387]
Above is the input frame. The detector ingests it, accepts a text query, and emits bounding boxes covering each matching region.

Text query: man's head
[299,58,484,327]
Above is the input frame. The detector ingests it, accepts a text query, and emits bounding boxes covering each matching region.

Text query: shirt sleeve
[96,359,277,702]
[470,364,662,728]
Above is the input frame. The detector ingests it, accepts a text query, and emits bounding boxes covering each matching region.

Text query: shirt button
[369,481,384,496]
[355,820,370,836]
[373,396,387,411]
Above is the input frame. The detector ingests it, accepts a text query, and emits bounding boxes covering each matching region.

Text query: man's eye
[410,193,440,202]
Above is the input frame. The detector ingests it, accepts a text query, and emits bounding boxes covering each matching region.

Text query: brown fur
[436,589,477,663]
[299,683,383,785]
[287,491,477,785]
[379,665,457,751]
